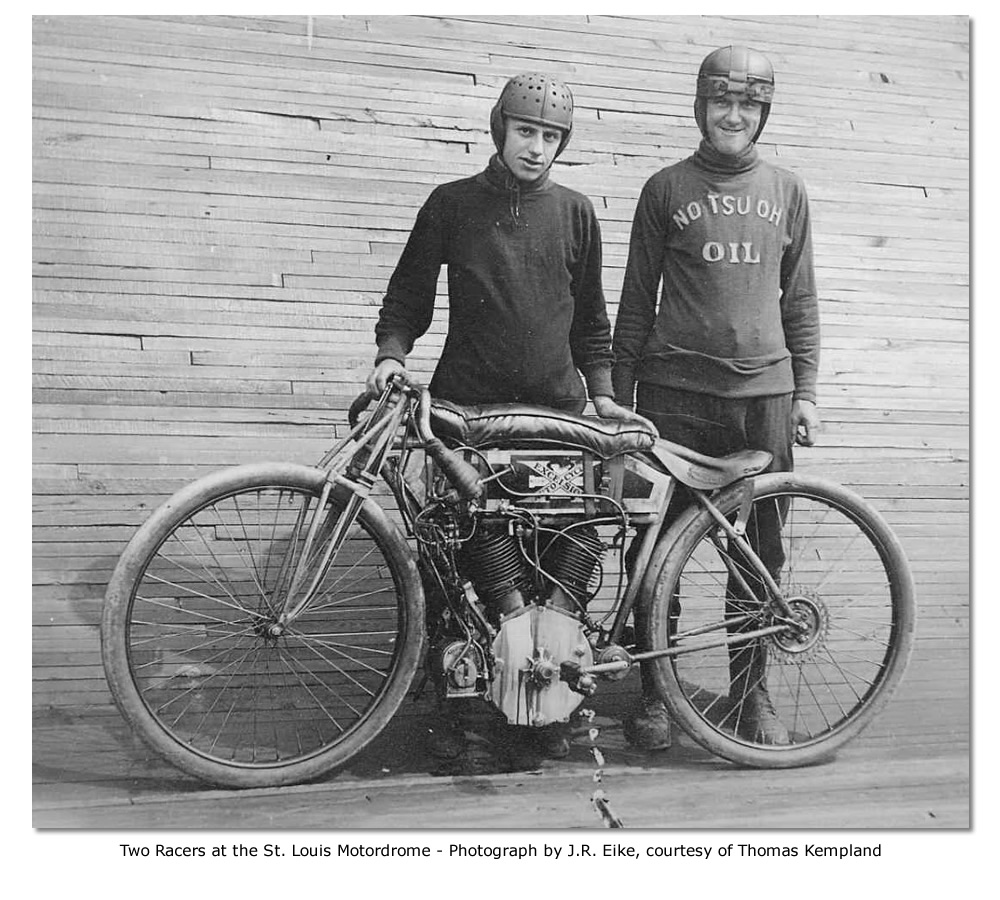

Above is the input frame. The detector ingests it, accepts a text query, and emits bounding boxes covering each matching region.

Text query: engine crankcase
[490,604,594,727]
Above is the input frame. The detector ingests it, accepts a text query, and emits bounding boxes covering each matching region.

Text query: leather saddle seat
[648,442,773,491]
[429,399,656,459]
[428,400,772,489]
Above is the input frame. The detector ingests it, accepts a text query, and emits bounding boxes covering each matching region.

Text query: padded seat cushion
[429,400,657,459]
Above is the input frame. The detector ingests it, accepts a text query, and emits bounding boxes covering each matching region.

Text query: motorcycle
[101,375,915,788]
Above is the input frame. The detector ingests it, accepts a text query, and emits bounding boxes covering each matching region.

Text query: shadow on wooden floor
[33,690,970,830]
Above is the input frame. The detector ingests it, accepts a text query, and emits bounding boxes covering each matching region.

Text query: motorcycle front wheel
[101,463,424,788]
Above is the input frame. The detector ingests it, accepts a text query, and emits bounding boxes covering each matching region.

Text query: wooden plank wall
[33,15,969,751]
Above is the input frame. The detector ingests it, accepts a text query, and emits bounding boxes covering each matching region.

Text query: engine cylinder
[542,524,604,605]
[459,526,529,615]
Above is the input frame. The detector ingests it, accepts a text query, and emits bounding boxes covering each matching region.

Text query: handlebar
[347,374,483,501]
[347,372,421,430]
[347,391,374,429]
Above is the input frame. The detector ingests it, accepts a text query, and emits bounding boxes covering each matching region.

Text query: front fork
[272,393,409,631]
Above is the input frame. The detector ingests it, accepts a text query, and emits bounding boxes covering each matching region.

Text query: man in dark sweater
[612,46,821,749]
[367,74,646,772]
[369,74,637,421]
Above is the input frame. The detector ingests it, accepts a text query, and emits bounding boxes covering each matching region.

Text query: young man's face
[502,117,564,182]
[704,93,763,156]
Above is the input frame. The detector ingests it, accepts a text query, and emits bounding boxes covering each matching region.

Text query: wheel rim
[666,488,903,752]
[124,485,406,769]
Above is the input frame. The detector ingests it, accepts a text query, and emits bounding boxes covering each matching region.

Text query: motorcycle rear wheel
[644,473,915,768]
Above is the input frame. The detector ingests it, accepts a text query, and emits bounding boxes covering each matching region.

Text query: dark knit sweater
[375,156,614,408]
[612,141,820,405]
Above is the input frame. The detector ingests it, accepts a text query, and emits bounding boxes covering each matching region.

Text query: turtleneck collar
[483,153,552,193]
[480,153,552,228]
[693,139,760,175]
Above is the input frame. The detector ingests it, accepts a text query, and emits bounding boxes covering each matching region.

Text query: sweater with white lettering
[612,141,819,404]
[375,155,614,409]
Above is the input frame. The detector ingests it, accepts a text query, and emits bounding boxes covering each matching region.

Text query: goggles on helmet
[694,45,775,144]
[696,74,774,103]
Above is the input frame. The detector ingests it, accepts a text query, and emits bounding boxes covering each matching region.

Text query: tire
[101,463,424,788]
[643,472,916,768]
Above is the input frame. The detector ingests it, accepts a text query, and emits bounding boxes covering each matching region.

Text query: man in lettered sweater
[612,45,821,749]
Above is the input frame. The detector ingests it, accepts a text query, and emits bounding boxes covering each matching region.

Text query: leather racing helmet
[694,45,775,143]
[490,73,574,158]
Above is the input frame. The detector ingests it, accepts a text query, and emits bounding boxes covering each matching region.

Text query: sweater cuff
[611,366,637,409]
[375,336,409,366]
[793,387,817,405]
[582,365,614,401]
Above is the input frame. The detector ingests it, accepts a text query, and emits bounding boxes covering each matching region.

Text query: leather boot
[537,722,572,759]
[735,684,790,744]
[623,665,673,750]
[429,699,505,775]
[729,645,790,745]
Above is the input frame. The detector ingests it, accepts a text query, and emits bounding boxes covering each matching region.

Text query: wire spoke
[289,633,381,695]
[129,621,245,642]
[274,650,354,728]
[141,569,266,621]
[149,637,259,716]
[223,493,273,613]
[664,484,906,759]
[173,516,251,612]
[131,622,258,671]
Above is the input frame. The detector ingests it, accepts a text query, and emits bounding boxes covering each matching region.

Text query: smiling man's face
[704,92,763,155]
[501,117,564,182]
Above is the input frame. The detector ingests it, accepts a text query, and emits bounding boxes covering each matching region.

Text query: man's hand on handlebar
[366,358,407,397]
[593,395,657,434]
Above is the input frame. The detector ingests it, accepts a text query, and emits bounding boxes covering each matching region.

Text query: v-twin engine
[436,520,602,727]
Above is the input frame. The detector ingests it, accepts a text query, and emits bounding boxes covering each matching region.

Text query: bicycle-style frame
[287,378,804,681]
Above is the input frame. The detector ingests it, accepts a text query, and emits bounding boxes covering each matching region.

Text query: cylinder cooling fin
[459,526,529,605]
[541,524,604,600]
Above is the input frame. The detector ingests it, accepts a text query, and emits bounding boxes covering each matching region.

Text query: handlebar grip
[348,391,373,429]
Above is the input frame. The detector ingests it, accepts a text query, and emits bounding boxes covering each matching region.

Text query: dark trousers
[632,384,795,698]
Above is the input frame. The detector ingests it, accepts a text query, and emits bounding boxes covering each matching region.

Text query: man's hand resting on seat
[593,395,657,434]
